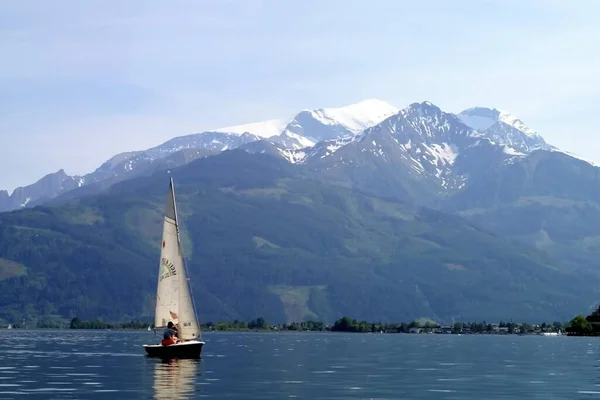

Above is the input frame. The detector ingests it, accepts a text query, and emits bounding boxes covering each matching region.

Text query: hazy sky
[1,0,598,192]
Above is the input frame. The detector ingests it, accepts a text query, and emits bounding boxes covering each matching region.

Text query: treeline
[202,317,269,331]
[329,316,565,334]
[69,317,151,330]
[5,315,567,334]
[202,316,565,334]
[201,319,327,331]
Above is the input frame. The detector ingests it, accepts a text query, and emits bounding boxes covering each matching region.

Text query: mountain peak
[457,107,549,154]
[405,101,442,113]
[303,98,399,134]
[213,99,398,140]
[458,107,538,138]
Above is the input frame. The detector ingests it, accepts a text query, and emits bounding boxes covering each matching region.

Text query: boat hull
[143,340,204,359]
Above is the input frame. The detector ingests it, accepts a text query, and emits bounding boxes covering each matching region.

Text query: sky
[1,0,599,192]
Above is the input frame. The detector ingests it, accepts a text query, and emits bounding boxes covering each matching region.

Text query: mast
[170,178,201,339]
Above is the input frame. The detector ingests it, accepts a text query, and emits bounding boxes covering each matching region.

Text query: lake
[0,330,598,399]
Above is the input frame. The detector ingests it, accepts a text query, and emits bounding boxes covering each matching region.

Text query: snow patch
[306,99,398,134]
[280,131,316,149]
[502,146,526,156]
[425,142,458,165]
[214,118,288,138]
[499,112,538,137]
[409,158,425,174]
[300,134,362,162]
[278,149,307,164]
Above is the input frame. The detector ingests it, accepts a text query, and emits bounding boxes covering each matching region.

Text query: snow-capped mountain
[267,101,563,205]
[272,99,398,149]
[40,132,256,206]
[0,99,398,212]
[4,98,595,213]
[457,107,552,153]
[298,102,485,195]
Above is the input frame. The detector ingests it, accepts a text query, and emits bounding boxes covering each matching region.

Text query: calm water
[0,330,599,399]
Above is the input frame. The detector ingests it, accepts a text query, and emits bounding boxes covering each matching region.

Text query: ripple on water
[66,373,98,376]
[437,378,470,382]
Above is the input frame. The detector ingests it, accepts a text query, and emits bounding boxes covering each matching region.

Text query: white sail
[153,178,201,340]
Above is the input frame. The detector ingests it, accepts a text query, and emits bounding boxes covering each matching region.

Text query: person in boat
[161,321,179,346]
[170,321,179,338]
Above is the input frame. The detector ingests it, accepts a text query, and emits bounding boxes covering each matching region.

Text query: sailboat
[143,178,205,359]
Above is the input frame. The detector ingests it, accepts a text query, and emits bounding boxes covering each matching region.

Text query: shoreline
[2,327,571,336]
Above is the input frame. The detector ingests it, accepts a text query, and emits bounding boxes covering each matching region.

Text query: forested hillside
[0,151,597,325]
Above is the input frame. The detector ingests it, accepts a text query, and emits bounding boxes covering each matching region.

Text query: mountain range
[1,98,600,325]
[0,99,398,212]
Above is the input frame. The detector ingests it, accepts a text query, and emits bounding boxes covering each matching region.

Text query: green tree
[567,315,592,334]
[332,316,354,332]
[453,322,463,333]
[520,323,532,334]
[70,317,81,329]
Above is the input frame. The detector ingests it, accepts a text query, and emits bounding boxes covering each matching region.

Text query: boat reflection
[153,358,201,399]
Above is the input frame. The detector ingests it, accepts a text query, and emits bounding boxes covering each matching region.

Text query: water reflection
[153,358,200,399]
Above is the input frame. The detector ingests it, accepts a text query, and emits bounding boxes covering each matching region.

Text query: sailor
[161,321,179,346]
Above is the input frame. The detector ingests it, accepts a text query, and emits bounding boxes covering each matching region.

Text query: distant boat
[540,331,562,336]
[7,324,11,330]
[143,178,204,359]
[147,326,152,331]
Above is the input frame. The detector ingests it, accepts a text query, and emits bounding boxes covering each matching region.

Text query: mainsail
[154,178,201,340]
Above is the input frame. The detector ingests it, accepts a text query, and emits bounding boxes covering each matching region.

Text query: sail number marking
[159,257,177,282]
